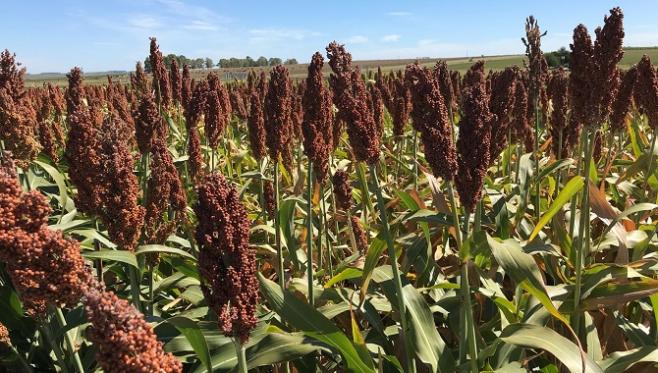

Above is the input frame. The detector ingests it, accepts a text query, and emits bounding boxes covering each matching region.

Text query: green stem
[369,163,415,373]
[54,308,85,373]
[234,338,248,373]
[40,324,69,373]
[573,129,593,337]
[129,265,142,312]
[306,165,314,307]
[462,260,479,373]
[320,184,333,277]
[412,131,418,190]
[534,96,541,222]
[643,128,657,202]
[274,161,285,289]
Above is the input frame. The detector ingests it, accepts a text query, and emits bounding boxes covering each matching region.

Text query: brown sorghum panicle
[131,61,149,97]
[0,322,9,347]
[195,173,259,343]
[263,179,276,220]
[185,80,207,131]
[522,16,548,115]
[230,85,248,121]
[0,50,41,168]
[592,7,625,123]
[149,37,172,107]
[302,52,334,182]
[332,169,353,210]
[326,42,380,164]
[434,61,454,113]
[369,84,385,138]
[547,68,570,158]
[107,78,136,145]
[134,90,168,154]
[98,117,145,251]
[144,140,186,244]
[351,215,368,254]
[170,58,182,105]
[205,89,223,149]
[35,90,59,162]
[610,67,636,132]
[488,67,518,162]
[247,88,266,161]
[65,68,104,215]
[511,77,535,153]
[0,155,92,316]
[635,56,658,129]
[84,286,182,373]
[291,85,304,141]
[456,61,494,213]
[404,63,457,181]
[376,67,392,113]
[391,74,411,137]
[188,124,204,182]
[181,64,192,110]
[264,65,293,164]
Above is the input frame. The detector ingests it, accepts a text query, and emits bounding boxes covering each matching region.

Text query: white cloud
[248,28,312,43]
[381,34,400,42]
[347,35,368,44]
[127,15,162,29]
[183,20,219,31]
[387,11,412,17]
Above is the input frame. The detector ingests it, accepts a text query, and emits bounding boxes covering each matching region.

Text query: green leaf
[599,346,658,373]
[34,160,68,210]
[324,268,362,288]
[164,316,212,373]
[258,273,375,372]
[246,332,328,369]
[82,249,137,268]
[499,324,602,373]
[529,175,584,241]
[136,244,197,261]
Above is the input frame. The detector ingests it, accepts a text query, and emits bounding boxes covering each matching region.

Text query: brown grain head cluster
[634,56,658,129]
[610,67,637,132]
[247,85,266,161]
[64,67,104,215]
[375,67,392,114]
[106,78,136,145]
[332,169,353,211]
[181,64,192,110]
[391,72,411,137]
[262,179,276,220]
[194,173,259,343]
[456,61,495,213]
[404,63,457,181]
[144,140,187,244]
[264,65,294,167]
[326,42,380,165]
[0,50,41,168]
[230,84,248,121]
[302,52,334,182]
[0,322,9,348]
[134,89,168,154]
[185,81,208,182]
[84,286,182,373]
[0,154,92,316]
[351,215,368,254]
[97,116,145,251]
[149,37,172,107]
[291,82,305,141]
[570,8,625,129]
[510,75,535,153]
[547,68,570,158]
[170,58,182,105]
[434,60,455,114]
[369,84,385,138]
[488,67,518,162]
[522,16,548,111]
[35,88,60,162]
[130,61,149,97]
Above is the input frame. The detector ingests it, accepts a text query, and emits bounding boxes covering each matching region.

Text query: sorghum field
[1,6,658,373]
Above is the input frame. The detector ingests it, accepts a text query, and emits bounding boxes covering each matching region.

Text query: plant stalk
[274,161,285,289]
[234,338,248,373]
[306,165,314,306]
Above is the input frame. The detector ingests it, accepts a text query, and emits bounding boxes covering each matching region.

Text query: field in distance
[25,46,658,87]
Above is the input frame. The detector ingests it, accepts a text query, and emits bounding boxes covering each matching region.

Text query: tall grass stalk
[234,339,248,373]
[274,161,284,289]
[306,165,314,306]
[533,96,541,221]
[369,163,415,373]
[573,129,593,336]
[54,307,85,373]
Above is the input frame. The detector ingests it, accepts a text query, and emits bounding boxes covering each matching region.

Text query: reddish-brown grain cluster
[264,65,293,166]
[456,61,494,212]
[144,140,187,244]
[0,50,41,168]
[635,56,658,129]
[511,77,534,152]
[390,73,411,137]
[0,322,9,347]
[547,69,570,158]
[332,169,353,211]
[326,42,380,164]
[149,37,172,107]
[302,52,334,182]
[404,63,457,181]
[0,155,92,316]
[522,16,548,114]
[434,61,455,114]
[610,67,636,132]
[195,173,259,343]
[170,58,182,105]
[488,67,518,162]
[135,90,168,154]
[85,286,182,373]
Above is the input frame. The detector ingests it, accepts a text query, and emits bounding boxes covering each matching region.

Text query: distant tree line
[143,54,299,72]
[545,47,571,68]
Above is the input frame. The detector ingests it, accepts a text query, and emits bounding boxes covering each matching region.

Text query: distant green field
[25,46,658,87]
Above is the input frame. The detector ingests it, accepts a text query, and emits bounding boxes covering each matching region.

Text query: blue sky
[2,0,658,73]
